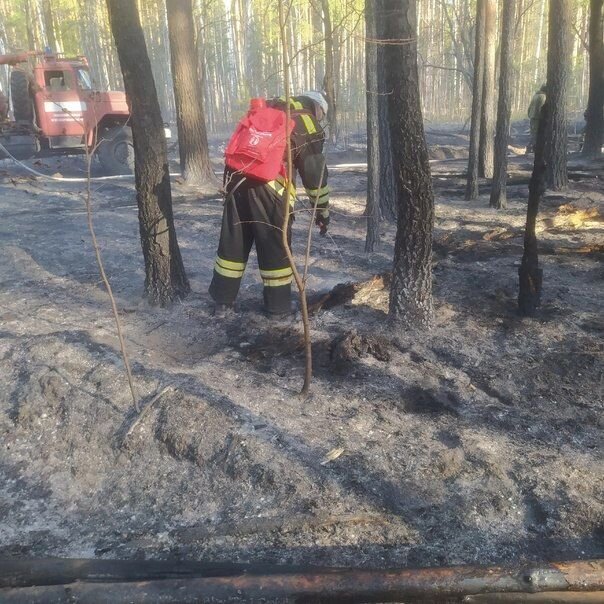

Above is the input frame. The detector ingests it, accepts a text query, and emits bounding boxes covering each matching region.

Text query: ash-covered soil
[0,147,602,569]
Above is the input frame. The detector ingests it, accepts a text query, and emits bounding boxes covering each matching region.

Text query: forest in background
[0,0,594,136]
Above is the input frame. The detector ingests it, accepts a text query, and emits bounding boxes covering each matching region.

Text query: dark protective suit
[209,95,329,314]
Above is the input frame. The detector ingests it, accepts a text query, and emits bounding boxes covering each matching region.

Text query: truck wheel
[97,126,134,175]
[0,134,38,160]
[10,70,35,123]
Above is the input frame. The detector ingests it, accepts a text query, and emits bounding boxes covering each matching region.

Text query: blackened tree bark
[478,0,496,178]
[465,0,486,200]
[582,0,604,156]
[490,0,516,209]
[364,0,381,252]
[379,0,434,327]
[106,0,190,306]
[545,0,571,190]
[167,0,215,185]
[518,102,548,316]
[364,0,396,238]
[321,0,338,144]
[376,0,397,224]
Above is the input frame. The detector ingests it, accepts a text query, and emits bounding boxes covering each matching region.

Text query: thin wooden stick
[278,0,313,396]
[82,115,138,412]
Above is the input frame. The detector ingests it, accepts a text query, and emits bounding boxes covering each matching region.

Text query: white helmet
[302,90,329,116]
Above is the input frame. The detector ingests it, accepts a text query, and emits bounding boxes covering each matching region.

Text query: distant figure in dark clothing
[527,84,547,153]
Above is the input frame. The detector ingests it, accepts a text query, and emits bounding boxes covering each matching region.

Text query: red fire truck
[0,51,136,174]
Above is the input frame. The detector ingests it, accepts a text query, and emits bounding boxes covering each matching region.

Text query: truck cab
[31,54,133,173]
[1,52,135,174]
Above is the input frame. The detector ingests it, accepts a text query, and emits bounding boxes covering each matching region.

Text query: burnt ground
[0,138,602,573]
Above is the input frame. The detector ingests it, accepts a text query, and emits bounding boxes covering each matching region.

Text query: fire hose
[0,140,185,183]
[0,140,140,182]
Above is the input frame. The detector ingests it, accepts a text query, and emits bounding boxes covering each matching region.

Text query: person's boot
[265,300,298,320]
[212,302,235,318]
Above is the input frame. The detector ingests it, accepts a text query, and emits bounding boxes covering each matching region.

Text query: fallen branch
[541,243,604,256]
[125,385,173,438]
[308,273,391,314]
[0,558,602,602]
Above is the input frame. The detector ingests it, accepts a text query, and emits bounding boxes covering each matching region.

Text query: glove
[315,212,330,236]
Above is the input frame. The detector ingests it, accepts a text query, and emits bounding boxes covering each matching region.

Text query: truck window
[44,70,72,91]
[76,68,92,91]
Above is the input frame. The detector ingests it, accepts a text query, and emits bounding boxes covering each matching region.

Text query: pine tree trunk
[490,0,516,210]
[106,0,190,307]
[365,0,380,252]
[545,0,571,190]
[518,102,548,316]
[479,0,496,178]
[376,0,396,223]
[379,0,434,328]
[166,0,214,185]
[41,0,57,52]
[582,0,604,156]
[465,0,486,200]
[321,0,338,144]
[24,0,36,50]
[312,2,324,89]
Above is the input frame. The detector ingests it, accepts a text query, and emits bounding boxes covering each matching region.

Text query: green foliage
[0,0,592,131]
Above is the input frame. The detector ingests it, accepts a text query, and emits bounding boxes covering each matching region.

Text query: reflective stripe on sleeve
[305,187,329,212]
[305,185,330,198]
[305,185,329,206]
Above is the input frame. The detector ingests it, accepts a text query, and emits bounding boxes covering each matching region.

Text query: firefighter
[527,84,547,153]
[209,91,330,317]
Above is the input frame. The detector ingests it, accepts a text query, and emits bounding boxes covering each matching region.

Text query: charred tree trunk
[321,0,338,144]
[465,0,486,200]
[106,0,190,306]
[518,102,548,316]
[376,0,397,223]
[365,0,381,252]
[380,0,434,328]
[582,0,604,156]
[545,0,571,190]
[489,0,516,209]
[478,0,496,178]
[166,0,215,185]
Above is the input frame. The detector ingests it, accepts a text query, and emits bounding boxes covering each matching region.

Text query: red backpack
[225,98,295,182]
